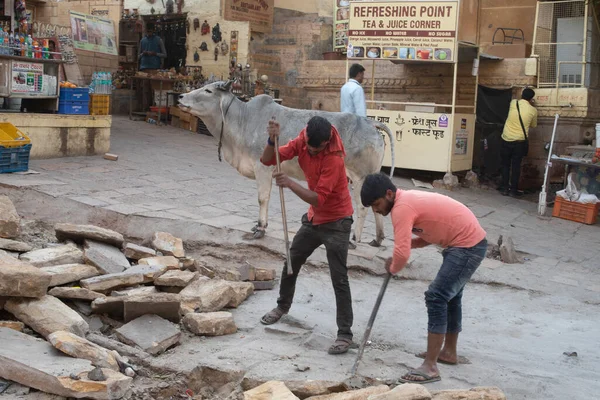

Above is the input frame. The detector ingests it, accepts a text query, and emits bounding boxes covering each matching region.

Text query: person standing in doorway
[500,88,538,197]
[138,22,167,71]
[340,63,366,117]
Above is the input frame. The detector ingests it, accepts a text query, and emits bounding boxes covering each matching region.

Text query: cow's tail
[375,122,395,178]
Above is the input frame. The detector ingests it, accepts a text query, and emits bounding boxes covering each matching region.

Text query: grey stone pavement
[1,116,599,302]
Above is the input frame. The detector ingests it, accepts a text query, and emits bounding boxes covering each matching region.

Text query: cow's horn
[220,80,233,91]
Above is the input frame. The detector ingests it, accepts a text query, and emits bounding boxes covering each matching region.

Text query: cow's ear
[219,80,233,92]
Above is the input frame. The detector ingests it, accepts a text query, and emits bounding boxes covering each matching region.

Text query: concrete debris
[433,173,460,191]
[0,261,51,297]
[48,287,106,301]
[244,381,300,400]
[253,280,276,290]
[20,244,84,267]
[154,270,198,287]
[369,384,431,400]
[87,367,106,382]
[138,255,180,269]
[179,277,235,314]
[0,238,32,252]
[123,293,182,323]
[81,271,145,292]
[115,314,181,356]
[189,365,246,395]
[123,243,156,260]
[4,295,89,338]
[183,311,237,336]
[0,321,24,331]
[498,236,520,264]
[306,385,389,399]
[151,232,185,258]
[41,264,100,287]
[255,268,277,281]
[84,240,131,275]
[48,330,120,370]
[0,195,20,239]
[112,286,158,297]
[0,327,132,399]
[430,387,505,400]
[54,223,124,247]
[462,171,480,189]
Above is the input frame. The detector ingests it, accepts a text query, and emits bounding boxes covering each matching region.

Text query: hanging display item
[193,18,200,31]
[194,49,199,62]
[212,23,221,43]
[201,20,210,35]
[199,42,208,51]
[166,0,174,14]
[214,46,218,61]
[220,40,229,56]
[151,7,156,14]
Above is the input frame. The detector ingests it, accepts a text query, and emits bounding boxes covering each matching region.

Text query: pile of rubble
[0,195,276,399]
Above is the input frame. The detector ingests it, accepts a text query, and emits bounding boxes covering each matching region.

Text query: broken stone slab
[179,277,235,314]
[20,245,84,268]
[306,385,389,399]
[253,280,276,290]
[84,240,130,275]
[91,297,124,319]
[86,333,151,367]
[4,295,89,338]
[238,263,256,281]
[180,257,195,270]
[244,381,300,400]
[194,260,216,278]
[242,378,350,399]
[138,255,180,269]
[55,223,124,247]
[369,384,431,400]
[80,271,145,292]
[189,365,246,394]
[255,268,276,281]
[40,264,100,287]
[122,243,156,260]
[151,232,185,258]
[112,286,158,297]
[115,314,181,356]
[48,287,106,301]
[0,321,24,331]
[48,331,120,371]
[499,236,520,264]
[183,312,237,336]
[123,293,181,323]
[0,261,51,297]
[125,264,169,283]
[0,238,32,253]
[227,281,254,308]
[0,196,20,239]
[154,270,197,287]
[0,327,132,399]
[430,387,505,400]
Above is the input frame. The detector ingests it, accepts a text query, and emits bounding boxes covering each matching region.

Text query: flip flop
[328,338,353,355]
[260,308,286,325]
[396,370,441,385]
[415,352,471,365]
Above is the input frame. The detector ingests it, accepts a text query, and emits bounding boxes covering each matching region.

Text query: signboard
[223,0,274,33]
[347,1,458,62]
[334,0,350,52]
[69,11,117,55]
[11,62,44,94]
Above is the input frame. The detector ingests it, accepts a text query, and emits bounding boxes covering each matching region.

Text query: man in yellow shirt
[500,88,537,197]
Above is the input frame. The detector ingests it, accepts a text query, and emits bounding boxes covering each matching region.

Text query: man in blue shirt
[138,23,167,71]
[340,64,366,117]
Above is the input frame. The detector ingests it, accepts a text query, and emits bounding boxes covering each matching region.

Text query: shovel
[272,118,292,276]
[538,114,559,216]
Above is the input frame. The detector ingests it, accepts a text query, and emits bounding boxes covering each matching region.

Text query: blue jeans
[425,239,487,334]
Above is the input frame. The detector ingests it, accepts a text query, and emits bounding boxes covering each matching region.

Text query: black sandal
[260,307,286,325]
[328,338,353,354]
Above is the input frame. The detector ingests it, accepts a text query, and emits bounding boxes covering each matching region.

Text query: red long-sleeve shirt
[261,126,354,225]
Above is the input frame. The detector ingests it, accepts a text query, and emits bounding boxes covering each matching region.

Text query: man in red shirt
[259,116,355,355]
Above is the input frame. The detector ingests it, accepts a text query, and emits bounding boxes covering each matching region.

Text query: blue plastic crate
[58,102,89,115]
[0,144,31,173]
[60,88,90,102]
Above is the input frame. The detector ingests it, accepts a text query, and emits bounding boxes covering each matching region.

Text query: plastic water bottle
[147,118,156,124]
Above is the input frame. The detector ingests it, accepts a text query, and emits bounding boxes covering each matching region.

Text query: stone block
[54,223,124,247]
[283,381,350,398]
[0,321,24,331]
[111,286,158,297]
[48,330,120,370]
[0,238,32,253]
[20,245,84,268]
[123,293,181,323]
[138,255,180,269]
[0,261,51,297]
[80,271,144,292]
[123,243,156,260]
[151,232,185,257]
[182,312,237,336]
[238,263,256,281]
[244,381,299,400]
[84,240,130,274]
[227,281,254,308]
[115,314,181,356]
[499,236,520,264]
[41,264,100,286]
[369,383,431,400]
[179,277,235,314]
[48,287,105,301]
[0,195,20,239]
[255,268,276,281]
[125,264,169,283]
[430,387,505,400]
[253,280,276,290]
[0,327,131,399]
[4,295,89,338]
[306,385,389,399]
[154,270,197,287]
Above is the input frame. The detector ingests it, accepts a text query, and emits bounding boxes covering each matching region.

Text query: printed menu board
[333,0,351,52]
[11,62,43,94]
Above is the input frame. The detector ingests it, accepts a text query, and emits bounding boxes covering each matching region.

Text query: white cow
[179,80,395,247]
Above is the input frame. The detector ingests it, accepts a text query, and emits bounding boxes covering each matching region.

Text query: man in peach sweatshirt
[361,173,487,384]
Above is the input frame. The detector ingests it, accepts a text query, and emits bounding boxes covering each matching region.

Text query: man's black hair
[306,116,332,147]
[349,63,365,79]
[522,88,535,101]
[146,22,156,32]
[360,173,397,207]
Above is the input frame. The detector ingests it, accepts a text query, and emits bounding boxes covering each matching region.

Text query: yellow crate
[0,123,31,148]
[90,94,111,116]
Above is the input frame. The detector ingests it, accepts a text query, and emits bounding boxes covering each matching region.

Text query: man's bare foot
[397,363,441,384]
